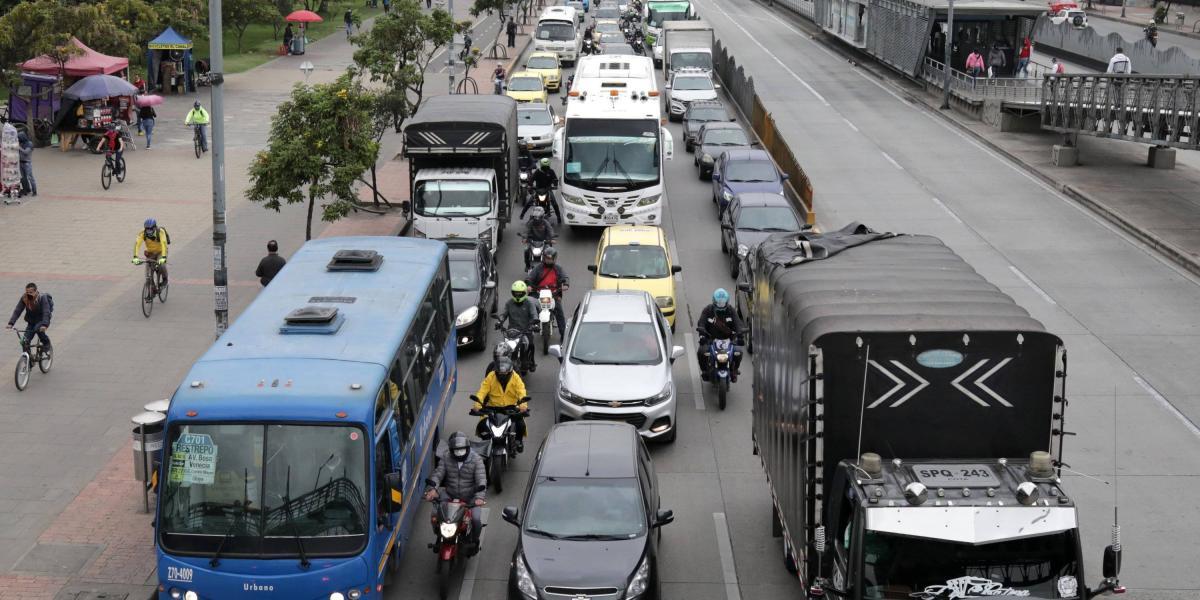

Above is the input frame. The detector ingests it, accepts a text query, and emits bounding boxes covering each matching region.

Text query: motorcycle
[1144,25,1158,48]
[527,187,559,222]
[535,287,557,354]
[469,403,529,493]
[630,35,644,54]
[704,337,743,410]
[493,314,536,375]
[521,235,553,271]
[582,38,596,56]
[426,482,486,600]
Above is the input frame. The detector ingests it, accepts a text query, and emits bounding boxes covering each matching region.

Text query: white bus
[534,7,581,65]
[552,85,674,227]
[569,55,658,95]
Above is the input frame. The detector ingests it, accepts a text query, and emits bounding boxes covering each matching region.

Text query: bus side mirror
[384,472,403,513]
[1102,545,1122,579]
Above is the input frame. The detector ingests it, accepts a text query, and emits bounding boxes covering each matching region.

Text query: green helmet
[511,280,529,302]
[539,158,551,168]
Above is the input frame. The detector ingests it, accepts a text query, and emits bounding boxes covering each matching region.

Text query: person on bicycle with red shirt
[524,247,569,343]
[102,123,125,174]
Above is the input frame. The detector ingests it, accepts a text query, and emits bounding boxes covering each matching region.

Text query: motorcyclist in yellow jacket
[471,357,529,450]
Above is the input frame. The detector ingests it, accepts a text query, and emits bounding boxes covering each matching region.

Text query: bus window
[374,437,395,520]
[375,379,397,428]
[390,359,417,437]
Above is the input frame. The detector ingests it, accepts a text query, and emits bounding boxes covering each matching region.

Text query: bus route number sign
[169,433,219,485]
[912,464,1000,488]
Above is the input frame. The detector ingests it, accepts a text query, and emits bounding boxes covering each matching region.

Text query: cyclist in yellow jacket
[470,357,529,450]
[185,101,210,153]
[132,218,169,284]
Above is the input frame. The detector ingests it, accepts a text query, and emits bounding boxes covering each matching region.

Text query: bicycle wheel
[141,280,154,318]
[14,354,29,391]
[194,134,202,159]
[38,345,52,374]
[156,269,169,302]
[116,158,126,183]
[100,163,112,190]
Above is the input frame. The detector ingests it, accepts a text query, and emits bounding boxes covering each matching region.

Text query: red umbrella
[286,9,323,22]
[135,94,164,107]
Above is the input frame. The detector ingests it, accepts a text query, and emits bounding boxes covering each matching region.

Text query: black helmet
[493,342,513,363]
[542,246,558,264]
[449,431,470,461]
[496,356,514,375]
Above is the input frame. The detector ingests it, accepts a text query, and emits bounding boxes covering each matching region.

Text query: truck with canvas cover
[743,223,1124,600]
[402,95,519,251]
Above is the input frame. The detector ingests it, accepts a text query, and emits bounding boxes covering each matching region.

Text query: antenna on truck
[854,343,871,478]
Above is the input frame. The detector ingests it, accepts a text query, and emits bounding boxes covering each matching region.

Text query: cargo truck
[743,224,1125,600]
[402,95,519,250]
[663,20,714,75]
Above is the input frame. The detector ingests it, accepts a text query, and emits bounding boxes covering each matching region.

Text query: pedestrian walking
[1052,57,1065,74]
[284,23,295,54]
[493,65,507,95]
[507,18,518,48]
[17,131,35,198]
[965,50,985,77]
[256,240,287,287]
[1016,37,1032,77]
[138,104,157,149]
[384,0,392,13]
[1107,47,1132,74]
[987,42,1006,78]
[344,9,354,39]
[426,0,432,8]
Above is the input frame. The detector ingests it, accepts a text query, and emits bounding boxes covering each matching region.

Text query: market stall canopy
[286,9,324,22]
[147,26,193,50]
[64,74,138,101]
[20,38,129,77]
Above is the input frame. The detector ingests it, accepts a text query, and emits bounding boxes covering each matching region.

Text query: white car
[1049,9,1088,28]
[664,68,719,122]
[653,36,664,68]
[517,103,558,154]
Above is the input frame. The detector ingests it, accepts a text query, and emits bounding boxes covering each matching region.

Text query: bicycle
[190,124,205,158]
[134,257,169,317]
[100,151,126,190]
[12,328,52,391]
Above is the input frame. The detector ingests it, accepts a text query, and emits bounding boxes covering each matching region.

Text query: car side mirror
[484,280,497,289]
[384,472,403,513]
[670,345,684,362]
[671,265,682,274]
[714,83,722,89]
[750,141,761,147]
[781,173,790,181]
[1103,544,1122,579]
[665,83,671,89]
[587,264,597,273]
[737,282,751,293]
[549,345,563,361]
[802,223,814,231]
[503,505,521,526]
[653,508,674,527]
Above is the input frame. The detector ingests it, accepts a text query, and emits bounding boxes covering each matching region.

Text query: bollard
[132,411,166,513]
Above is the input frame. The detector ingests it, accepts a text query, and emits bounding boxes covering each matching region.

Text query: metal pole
[209,0,230,337]
[1121,0,1127,18]
[448,0,457,94]
[940,0,955,109]
[140,423,149,513]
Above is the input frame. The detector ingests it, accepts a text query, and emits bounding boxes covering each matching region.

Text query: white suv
[550,290,684,443]
[665,67,720,122]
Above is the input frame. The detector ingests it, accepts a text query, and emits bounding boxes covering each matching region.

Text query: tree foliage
[223,0,277,51]
[0,0,137,86]
[247,74,381,240]
[470,0,509,51]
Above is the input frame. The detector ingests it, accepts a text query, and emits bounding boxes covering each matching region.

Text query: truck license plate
[604,213,619,224]
[912,464,1001,488]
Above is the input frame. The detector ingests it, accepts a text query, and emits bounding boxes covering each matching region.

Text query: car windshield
[599,245,669,278]
[564,118,660,191]
[519,109,553,126]
[537,22,575,41]
[449,258,480,291]
[672,52,712,70]
[736,206,799,231]
[414,180,491,217]
[704,128,749,146]
[509,77,543,92]
[570,321,661,364]
[527,56,558,69]
[596,7,621,18]
[860,529,1079,599]
[524,478,646,539]
[687,107,726,122]
[726,161,777,182]
[159,423,368,557]
[647,8,687,27]
[673,76,712,91]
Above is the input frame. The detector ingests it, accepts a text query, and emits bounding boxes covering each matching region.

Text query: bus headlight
[456,306,479,327]
[167,589,183,600]
[655,296,673,308]
[562,192,586,206]
[184,592,198,600]
[329,594,345,600]
[637,194,661,207]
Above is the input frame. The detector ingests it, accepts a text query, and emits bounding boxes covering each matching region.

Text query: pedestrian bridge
[1041,73,1200,150]
[921,57,1048,106]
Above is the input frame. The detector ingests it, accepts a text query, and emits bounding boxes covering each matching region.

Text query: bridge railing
[1041,73,1200,149]
[921,57,1045,104]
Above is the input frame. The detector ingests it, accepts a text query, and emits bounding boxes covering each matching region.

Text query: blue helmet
[144,218,157,229]
[713,288,730,308]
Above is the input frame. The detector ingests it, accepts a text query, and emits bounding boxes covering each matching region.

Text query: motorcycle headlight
[562,192,586,206]
[737,244,749,258]
[439,522,459,538]
[655,296,673,308]
[515,554,538,598]
[637,193,661,207]
[645,383,672,407]
[716,353,729,363]
[456,306,480,327]
[701,153,714,164]
[722,190,733,202]
[559,386,586,406]
[626,555,651,598]
[520,172,529,181]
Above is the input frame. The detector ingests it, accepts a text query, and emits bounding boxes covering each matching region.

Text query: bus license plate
[604,212,618,224]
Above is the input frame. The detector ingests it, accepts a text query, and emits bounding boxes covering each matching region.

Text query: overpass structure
[1041,73,1200,151]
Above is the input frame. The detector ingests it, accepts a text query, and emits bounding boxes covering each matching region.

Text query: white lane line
[880,151,903,170]
[842,117,859,132]
[713,512,743,600]
[1134,376,1200,439]
[685,333,706,410]
[457,507,489,600]
[930,197,963,224]
[1008,265,1057,305]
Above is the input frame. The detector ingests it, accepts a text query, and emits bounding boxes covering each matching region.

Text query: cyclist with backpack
[6,283,53,351]
[132,218,170,285]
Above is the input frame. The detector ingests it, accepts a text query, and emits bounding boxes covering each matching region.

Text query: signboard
[912,463,1000,488]
[168,433,218,485]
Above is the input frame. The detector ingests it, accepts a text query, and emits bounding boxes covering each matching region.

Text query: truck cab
[410,167,500,248]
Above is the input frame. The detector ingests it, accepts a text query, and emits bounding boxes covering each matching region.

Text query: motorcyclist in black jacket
[522,158,562,223]
[696,288,744,382]
[424,432,486,548]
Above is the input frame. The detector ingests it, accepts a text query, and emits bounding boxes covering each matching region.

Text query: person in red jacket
[1017,37,1032,77]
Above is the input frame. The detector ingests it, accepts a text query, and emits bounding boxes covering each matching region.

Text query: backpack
[157,226,171,245]
[43,293,54,315]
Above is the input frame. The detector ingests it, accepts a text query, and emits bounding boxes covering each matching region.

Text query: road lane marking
[457,506,489,600]
[1008,265,1057,305]
[930,197,962,224]
[842,118,859,132]
[1134,376,1200,439]
[713,512,742,600]
[685,333,706,410]
[880,151,903,170]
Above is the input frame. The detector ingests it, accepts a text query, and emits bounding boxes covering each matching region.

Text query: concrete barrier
[1034,16,1200,75]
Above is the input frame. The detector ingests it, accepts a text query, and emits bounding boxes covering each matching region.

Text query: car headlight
[722,190,733,202]
[439,522,459,538]
[456,306,479,327]
[478,228,493,245]
[737,244,749,258]
[515,554,538,598]
[559,386,586,406]
[645,383,672,407]
[626,555,651,598]
[655,295,673,308]
[701,153,714,164]
[637,193,661,207]
[562,192,586,206]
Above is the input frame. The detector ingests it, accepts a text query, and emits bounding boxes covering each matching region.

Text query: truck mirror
[1102,545,1121,579]
[400,200,411,215]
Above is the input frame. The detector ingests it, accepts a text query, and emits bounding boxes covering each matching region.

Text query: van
[535,8,582,65]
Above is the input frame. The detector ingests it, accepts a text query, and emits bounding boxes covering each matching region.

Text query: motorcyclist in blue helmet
[696,288,745,382]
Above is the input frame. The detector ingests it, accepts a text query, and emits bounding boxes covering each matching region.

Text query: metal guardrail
[921,58,1046,104]
[1041,73,1200,150]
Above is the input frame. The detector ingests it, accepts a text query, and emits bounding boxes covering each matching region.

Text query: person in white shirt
[1107,47,1132,74]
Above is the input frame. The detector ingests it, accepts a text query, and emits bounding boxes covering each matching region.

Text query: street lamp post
[209,0,229,338]
[941,0,955,109]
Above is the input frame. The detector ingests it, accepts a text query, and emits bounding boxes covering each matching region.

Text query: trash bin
[132,411,166,483]
[1177,12,1186,28]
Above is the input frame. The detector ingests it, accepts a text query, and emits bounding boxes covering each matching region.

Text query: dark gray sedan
[682,101,733,153]
[694,122,752,180]
[719,192,805,277]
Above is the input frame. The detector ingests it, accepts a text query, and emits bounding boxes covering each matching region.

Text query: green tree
[0,0,135,86]
[247,74,380,240]
[106,0,162,52]
[151,0,208,43]
[469,0,509,56]
[223,0,277,51]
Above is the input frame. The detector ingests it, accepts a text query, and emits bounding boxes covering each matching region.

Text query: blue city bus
[154,237,457,599]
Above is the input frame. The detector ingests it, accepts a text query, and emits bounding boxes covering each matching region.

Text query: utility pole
[940,0,955,110]
[209,0,230,337]
[1120,0,1127,18]
[448,0,457,93]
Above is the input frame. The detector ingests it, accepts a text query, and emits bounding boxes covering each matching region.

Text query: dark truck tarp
[403,95,518,153]
[750,225,1063,553]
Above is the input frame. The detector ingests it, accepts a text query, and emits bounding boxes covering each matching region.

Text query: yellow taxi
[524,51,563,92]
[587,225,682,327]
[506,71,549,103]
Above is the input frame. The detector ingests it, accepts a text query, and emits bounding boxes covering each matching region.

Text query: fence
[921,57,1048,104]
[1042,73,1200,149]
[713,40,816,225]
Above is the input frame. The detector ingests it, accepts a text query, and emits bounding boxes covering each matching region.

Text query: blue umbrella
[63,74,138,101]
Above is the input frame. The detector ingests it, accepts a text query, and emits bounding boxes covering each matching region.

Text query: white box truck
[663,20,714,75]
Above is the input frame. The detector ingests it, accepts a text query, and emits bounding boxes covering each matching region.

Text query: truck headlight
[655,296,673,308]
[456,306,479,327]
[515,554,538,598]
[626,555,651,598]
[559,386,586,406]
[737,244,749,258]
[562,192,586,206]
[637,194,661,207]
[645,383,672,407]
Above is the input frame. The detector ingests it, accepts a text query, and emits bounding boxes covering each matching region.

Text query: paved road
[1088,14,1200,58]
[391,3,1200,600]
